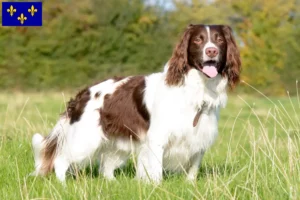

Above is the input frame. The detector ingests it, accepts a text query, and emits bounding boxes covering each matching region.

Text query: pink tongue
[202,66,218,78]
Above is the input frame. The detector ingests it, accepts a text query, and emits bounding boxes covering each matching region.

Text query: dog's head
[166,24,241,89]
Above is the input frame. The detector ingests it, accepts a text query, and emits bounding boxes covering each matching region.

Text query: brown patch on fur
[67,88,91,124]
[193,109,202,127]
[166,25,194,86]
[63,76,125,125]
[40,135,58,175]
[67,76,125,120]
[100,76,150,140]
[222,25,241,89]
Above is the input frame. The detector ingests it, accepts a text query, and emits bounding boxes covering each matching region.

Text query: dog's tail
[32,114,70,176]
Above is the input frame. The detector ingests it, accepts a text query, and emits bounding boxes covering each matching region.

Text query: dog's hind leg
[99,151,129,180]
[53,155,70,182]
[52,110,105,182]
[31,115,70,178]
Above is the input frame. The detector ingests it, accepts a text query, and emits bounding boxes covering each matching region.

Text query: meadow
[0,84,299,200]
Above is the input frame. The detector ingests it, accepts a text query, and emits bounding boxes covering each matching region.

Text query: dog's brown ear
[222,25,241,89]
[166,25,193,86]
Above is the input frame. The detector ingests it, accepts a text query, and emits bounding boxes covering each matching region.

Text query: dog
[32,24,241,183]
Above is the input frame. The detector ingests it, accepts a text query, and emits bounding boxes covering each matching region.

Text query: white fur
[32,65,228,183]
[137,69,227,182]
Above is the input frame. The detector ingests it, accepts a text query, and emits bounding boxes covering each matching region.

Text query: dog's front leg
[186,150,205,182]
[148,141,164,183]
[137,138,164,184]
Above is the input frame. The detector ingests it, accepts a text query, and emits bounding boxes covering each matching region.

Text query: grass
[0,85,300,199]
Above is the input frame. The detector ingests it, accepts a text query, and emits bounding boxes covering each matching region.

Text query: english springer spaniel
[31,24,241,183]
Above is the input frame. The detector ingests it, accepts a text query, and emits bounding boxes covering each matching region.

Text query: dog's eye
[194,37,202,44]
[217,37,224,43]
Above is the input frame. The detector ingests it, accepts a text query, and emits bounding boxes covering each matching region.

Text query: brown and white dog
[31,24,241,183]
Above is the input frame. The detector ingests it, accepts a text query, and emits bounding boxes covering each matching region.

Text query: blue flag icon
[2,2,42,26]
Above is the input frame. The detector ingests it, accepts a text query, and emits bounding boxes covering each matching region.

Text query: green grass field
[0,90,299,199]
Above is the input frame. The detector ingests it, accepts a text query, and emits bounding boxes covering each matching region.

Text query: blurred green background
[0,0,299,95]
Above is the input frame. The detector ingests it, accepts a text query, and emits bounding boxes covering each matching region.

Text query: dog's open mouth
[201,61,218,78]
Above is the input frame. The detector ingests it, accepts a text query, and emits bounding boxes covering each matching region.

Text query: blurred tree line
[0,0,299,95]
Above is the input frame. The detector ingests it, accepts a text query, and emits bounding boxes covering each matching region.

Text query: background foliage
[0,0,299,95]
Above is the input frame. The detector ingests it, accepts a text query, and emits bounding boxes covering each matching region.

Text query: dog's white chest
[144,71,227,172]
[163,127,200,171]
[162,108,219,172]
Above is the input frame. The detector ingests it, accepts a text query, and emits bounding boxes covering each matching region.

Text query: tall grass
[0,83,299,199]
